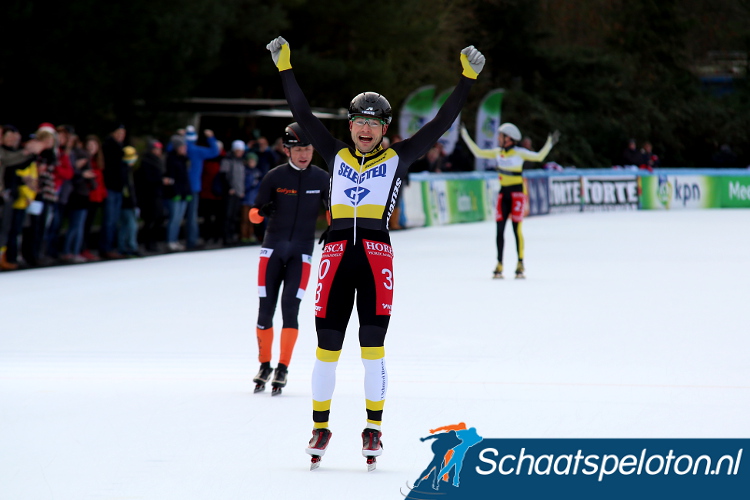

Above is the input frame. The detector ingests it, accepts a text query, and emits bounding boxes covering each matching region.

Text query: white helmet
[498,123,521,142]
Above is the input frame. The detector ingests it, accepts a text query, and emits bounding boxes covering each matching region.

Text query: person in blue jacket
[184,125,220,249]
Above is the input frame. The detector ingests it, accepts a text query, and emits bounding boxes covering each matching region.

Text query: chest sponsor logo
[306,190,321,194]
[337,162,387,184]
[344,186,370,205]
[277,187,297,195]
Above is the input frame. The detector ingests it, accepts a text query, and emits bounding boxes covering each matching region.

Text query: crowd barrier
[400,169,750,228]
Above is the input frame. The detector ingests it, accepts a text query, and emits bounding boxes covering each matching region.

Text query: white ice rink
[2,209,749,499]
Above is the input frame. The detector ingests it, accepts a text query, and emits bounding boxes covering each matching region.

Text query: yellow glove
[460,45,485,79]
[266,36,292,71]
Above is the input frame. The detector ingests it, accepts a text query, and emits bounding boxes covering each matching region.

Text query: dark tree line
[1,0,748,167]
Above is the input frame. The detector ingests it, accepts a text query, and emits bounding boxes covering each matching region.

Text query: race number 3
[363,239,394,316]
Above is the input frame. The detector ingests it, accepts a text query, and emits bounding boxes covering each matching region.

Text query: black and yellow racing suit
[277,65,475,431]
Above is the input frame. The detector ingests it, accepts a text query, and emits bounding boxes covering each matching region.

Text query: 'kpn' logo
[403,423,484,498]
[657,176,672,209]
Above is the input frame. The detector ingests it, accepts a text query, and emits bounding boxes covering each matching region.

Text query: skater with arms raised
[461,123,559,279]
[266,36,485,470]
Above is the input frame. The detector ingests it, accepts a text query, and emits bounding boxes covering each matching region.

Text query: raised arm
[518,130,560,163]
[460,125,496,160]
[267,37,339,161]
[395,46,485,164]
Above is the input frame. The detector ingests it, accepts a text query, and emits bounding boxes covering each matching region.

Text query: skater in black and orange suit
[249,123,329,396]
[266,35,486,469]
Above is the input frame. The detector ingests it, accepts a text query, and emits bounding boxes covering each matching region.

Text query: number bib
[362,239,394,316]
[510,192,526,222]
[315,241,347,318]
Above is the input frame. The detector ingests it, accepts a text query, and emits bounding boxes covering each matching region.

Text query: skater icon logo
[405,423,484,499]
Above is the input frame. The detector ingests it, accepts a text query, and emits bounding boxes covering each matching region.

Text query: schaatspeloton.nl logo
[403,424,748,500]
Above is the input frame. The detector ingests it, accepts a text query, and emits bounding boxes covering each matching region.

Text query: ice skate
[306,428,332,470]
[492,262,503,279]
[515,261,525,279]
[253,362,273,393]
[362,428,383,472]
[271,363,287,396]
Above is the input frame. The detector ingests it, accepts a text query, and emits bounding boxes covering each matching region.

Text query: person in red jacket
[81,135,107,261]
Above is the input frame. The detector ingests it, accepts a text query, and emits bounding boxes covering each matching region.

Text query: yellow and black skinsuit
[274,46,477,431]
[461,128,553,266]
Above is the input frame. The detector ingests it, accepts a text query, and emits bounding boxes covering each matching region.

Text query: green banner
[639,175,719,210]
[717,176,750,208]
[447,179,485,223]
[420,178,487,225]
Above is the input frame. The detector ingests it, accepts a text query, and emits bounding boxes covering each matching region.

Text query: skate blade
[366,457,377,472]
[515,274,526,280]
[492,274,504,279]
[253,383,266,393]
[271,386,282,396]
[310,456,322,471]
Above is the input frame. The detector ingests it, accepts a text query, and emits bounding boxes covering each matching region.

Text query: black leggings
[315,228,391,352]
[496,185,524,263]
[257,238,314,330]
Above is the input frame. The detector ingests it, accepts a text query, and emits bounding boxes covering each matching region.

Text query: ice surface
[2,209,749,499]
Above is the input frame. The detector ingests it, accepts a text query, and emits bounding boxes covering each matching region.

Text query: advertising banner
[400,182,426,228]
[548,176,582,213]
[639,175,718,210]
[399,85,436,140]
[402,425,749,500]
[717,176,750,208]
[483,176,500,220]
[446,179,485,223]
[435,87,460,155]
[581,175,639,212]
[474,89,504,171]
[421,179,449,226]
[525,177,550,216]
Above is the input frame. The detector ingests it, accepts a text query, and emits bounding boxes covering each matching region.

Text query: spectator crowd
[0,122,289,271]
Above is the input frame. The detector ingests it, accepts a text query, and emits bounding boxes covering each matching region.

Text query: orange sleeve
[249,207,264,224]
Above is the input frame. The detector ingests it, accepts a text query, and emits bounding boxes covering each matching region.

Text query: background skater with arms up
[461,123,559,279]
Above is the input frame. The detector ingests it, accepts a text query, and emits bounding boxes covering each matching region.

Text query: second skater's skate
[271,363,288,396]
[253,362,273,393]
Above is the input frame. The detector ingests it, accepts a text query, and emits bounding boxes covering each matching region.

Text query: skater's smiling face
[350,116,388,154]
